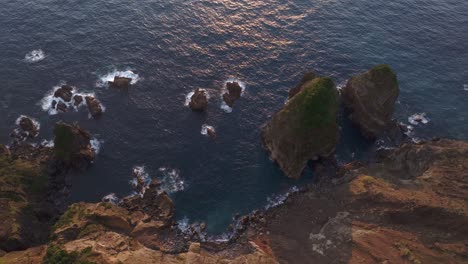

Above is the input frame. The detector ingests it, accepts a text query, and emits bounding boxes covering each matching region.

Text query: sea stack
[222,81,242,107]
[109,76,132,89]
[342,64,399,140]
[262,76,339,179]
[188,88,208,111]
[85,96,103,118]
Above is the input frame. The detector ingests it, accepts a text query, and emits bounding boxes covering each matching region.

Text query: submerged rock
[53,122,95,170]
[342,64,399,140]
[222,82,242,107]
[85,96,103,118]
[189,88,208,111]
[288,71,316,99]
[109,76,132,89]
[53,85,73,102]
[262,77,339,179]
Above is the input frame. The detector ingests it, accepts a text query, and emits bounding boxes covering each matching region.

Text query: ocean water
[0,0,467,234]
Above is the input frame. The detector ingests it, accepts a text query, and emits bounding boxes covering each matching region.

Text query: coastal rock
[56,101,68,112]
[85,96,103,118]
[10,116,40,141]
[53,85,73,102]
[109,76,132,89]
[188,88,208,111]
[262,77,339,179]
[288,71,316,99]
[207,127,216,139]
[342,64,400,139]
[73,95,83,106]
[53,122,95,170]
[222,82,242,107]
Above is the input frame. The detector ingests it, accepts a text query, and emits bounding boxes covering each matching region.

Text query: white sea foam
[102,193,120,204]
[265,186,299,210]
[220,101,233,113]
[158,167,186,193]
[200,124,215,136]
[40,84,103,116]
[96,69,140,87]
[41,139,54,148]
[184,91,195,106]
[176,217,207,241]
[130,166,151,192]
[177,216,191,234]
[408,113,430,125]
[24,49,45,63]
[90,138,102,155]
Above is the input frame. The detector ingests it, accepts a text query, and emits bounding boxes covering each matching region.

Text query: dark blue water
[1,0,467,233]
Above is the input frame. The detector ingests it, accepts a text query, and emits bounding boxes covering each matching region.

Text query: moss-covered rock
[53,122,95,170]
[262,77,339,179]
[342,64,399,139]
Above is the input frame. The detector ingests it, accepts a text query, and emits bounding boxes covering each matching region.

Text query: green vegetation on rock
[53,204,89,231]
[42,245,95,264]
[54,124,76,161]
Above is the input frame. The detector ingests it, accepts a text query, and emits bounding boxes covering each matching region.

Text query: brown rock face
[262,77,339,179]
[261,139,468,264]
[85,96,103,118]
[288,71,316,99]
[56,101,68,112]
[342,64,399,139]
[222,82,242,107]
[109,76,132,89]
[188,88,208,111]
[53,85,73,102]
[10,116,39,141]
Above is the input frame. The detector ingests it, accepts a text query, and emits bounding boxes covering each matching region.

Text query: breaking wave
[90,138,102,154]
[158,167,186,193]
[24,49,45,63]
[408,113,430,125]
[265,186,299,210]
[102,193,120,204]
[96,69,140,87]
[201,124,215,136]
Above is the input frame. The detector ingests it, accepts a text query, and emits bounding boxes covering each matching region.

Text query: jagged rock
[109,76,132,89]
[189,88,208,111]
[10,116,40,142]
[73,95,83,106]
[56,101,68,112]
[85,96,103,118]
[222,82,242,107]
[53,122,95,170]
[288,71,316,99]
[342,64,400,140]
[262,77,339,179]
[54,85,73,102]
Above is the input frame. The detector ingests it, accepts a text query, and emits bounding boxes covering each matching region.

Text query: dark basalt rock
[288,71,316,99]
[53,122,95,171]
[207,127,216,139]
[56,101,68,112]
[10,116,39,142]
[342,64,400,140]
[53,85,73,102]
[109,76,132,89]
[188,89,208,111]
[73,95,83,106]
[85,96,103,118]
[262,77,339,179]
[222,82,242,107]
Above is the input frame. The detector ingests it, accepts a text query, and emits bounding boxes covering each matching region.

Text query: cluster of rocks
[10,115,40,142]
[262,64,403,179]
[50,85,103,118]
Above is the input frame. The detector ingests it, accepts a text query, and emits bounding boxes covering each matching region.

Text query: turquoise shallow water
[0,0,467,233]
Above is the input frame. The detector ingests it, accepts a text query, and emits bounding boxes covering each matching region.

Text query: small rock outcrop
[342,64,399,139]
[53,122,95,170]
[109,76,132,89]
[188,88,208,111]
[10,116,40,142]
[222,82,242,107]
[73,95,83,106]
[262,77,339,179]
[53,85,73,102]
[288,71,316,99]
[85,96,103,118]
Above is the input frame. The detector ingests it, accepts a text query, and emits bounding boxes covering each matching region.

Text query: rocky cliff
[262,77,339,179]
